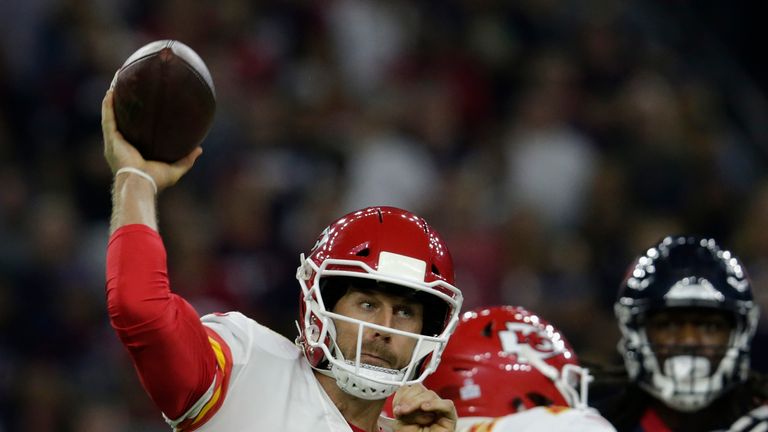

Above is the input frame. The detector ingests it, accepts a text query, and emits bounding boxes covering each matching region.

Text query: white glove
[729,405,768,432]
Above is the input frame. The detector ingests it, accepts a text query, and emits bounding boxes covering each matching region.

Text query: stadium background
[0,0,766,430]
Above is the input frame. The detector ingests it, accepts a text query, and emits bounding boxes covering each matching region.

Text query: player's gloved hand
[728,405,768,432]
[102,88,201,192]
[392,383,457,432]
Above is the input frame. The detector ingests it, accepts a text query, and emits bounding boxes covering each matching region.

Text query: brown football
[112,40,215,163]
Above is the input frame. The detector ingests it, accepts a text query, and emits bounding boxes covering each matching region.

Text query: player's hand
[102,88,202,192]
[392,384,457,432]
[728,405,768,432]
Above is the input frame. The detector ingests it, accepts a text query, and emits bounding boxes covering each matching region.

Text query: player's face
[332,286,424,370]
[645,308,732,362]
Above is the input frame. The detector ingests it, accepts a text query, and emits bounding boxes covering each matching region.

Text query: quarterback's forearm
[110,174,158,234]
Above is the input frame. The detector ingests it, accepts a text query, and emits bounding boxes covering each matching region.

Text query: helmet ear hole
[431,264,441,276]
[510,397,525,413]
[482,322,493,338]
[526,392,554,407]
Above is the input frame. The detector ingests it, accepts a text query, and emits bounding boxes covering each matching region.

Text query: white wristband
[115,167,158,194]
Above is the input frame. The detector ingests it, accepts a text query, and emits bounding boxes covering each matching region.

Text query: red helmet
[296,206,463,400]
[423,306,591,417]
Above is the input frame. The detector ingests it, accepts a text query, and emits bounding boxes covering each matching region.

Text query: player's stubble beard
[341,338,402,370]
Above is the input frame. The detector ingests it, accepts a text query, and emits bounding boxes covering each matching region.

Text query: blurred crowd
[0,0,767,430]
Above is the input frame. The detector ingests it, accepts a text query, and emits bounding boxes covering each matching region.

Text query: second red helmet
[424,305,591,417]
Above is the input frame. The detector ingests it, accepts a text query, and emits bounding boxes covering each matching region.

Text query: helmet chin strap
[330,361,404,400]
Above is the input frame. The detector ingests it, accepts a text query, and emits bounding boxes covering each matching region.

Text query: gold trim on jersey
[190,336,228,426]
[468,418,500,432]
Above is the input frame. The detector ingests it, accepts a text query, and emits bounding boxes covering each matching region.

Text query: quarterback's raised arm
[103,87,219,425]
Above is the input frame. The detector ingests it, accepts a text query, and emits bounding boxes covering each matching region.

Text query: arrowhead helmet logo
[311,226,331,253]
[498,321,561,362]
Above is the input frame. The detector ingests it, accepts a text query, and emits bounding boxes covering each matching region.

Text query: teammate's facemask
[295,207,463,400]
[615,235,759,411]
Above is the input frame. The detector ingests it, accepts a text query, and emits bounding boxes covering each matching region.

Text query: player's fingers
[396,410,437,427]
[417,396,453,413]
[394,385,456,431]
[174,147,203,170]
[400,392,452,418]
[102,98,145,173]
[419,397,456,421]
[101,89,131,147]
[170,147,202,177]
[394,425,424,432]
[102,89,134,159]
[101,89,115,134]
[394,414,455,432]
[102,89,124,170]
[393,384,432,416]
[102,90,114,159]
[392,385,418,416]
[155,147,202,188]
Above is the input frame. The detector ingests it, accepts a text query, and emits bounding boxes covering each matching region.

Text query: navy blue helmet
[615,235,759,411]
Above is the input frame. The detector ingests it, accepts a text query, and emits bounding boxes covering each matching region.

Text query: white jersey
[169,312,357,432]
[457,406,617,432]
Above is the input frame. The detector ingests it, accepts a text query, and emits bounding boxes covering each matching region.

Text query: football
[112,40,216,163]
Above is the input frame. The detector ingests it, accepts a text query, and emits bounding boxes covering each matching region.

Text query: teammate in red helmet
[421,305,616,431]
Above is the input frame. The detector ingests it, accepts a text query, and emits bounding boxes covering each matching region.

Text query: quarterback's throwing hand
[392,384,456,432]
[102,89,202,192]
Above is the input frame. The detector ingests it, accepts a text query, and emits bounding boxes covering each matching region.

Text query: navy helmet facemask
[615,236,759,411]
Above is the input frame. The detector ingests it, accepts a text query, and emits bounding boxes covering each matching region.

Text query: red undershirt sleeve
[106,224,226,424]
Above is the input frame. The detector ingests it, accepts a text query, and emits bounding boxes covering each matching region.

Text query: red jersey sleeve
[639,407,673,432]
[106,224,231,427]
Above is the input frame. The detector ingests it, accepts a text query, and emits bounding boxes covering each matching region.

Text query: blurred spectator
[341,93,440,215]
[326,0,413,99]
[502,52,599,230]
